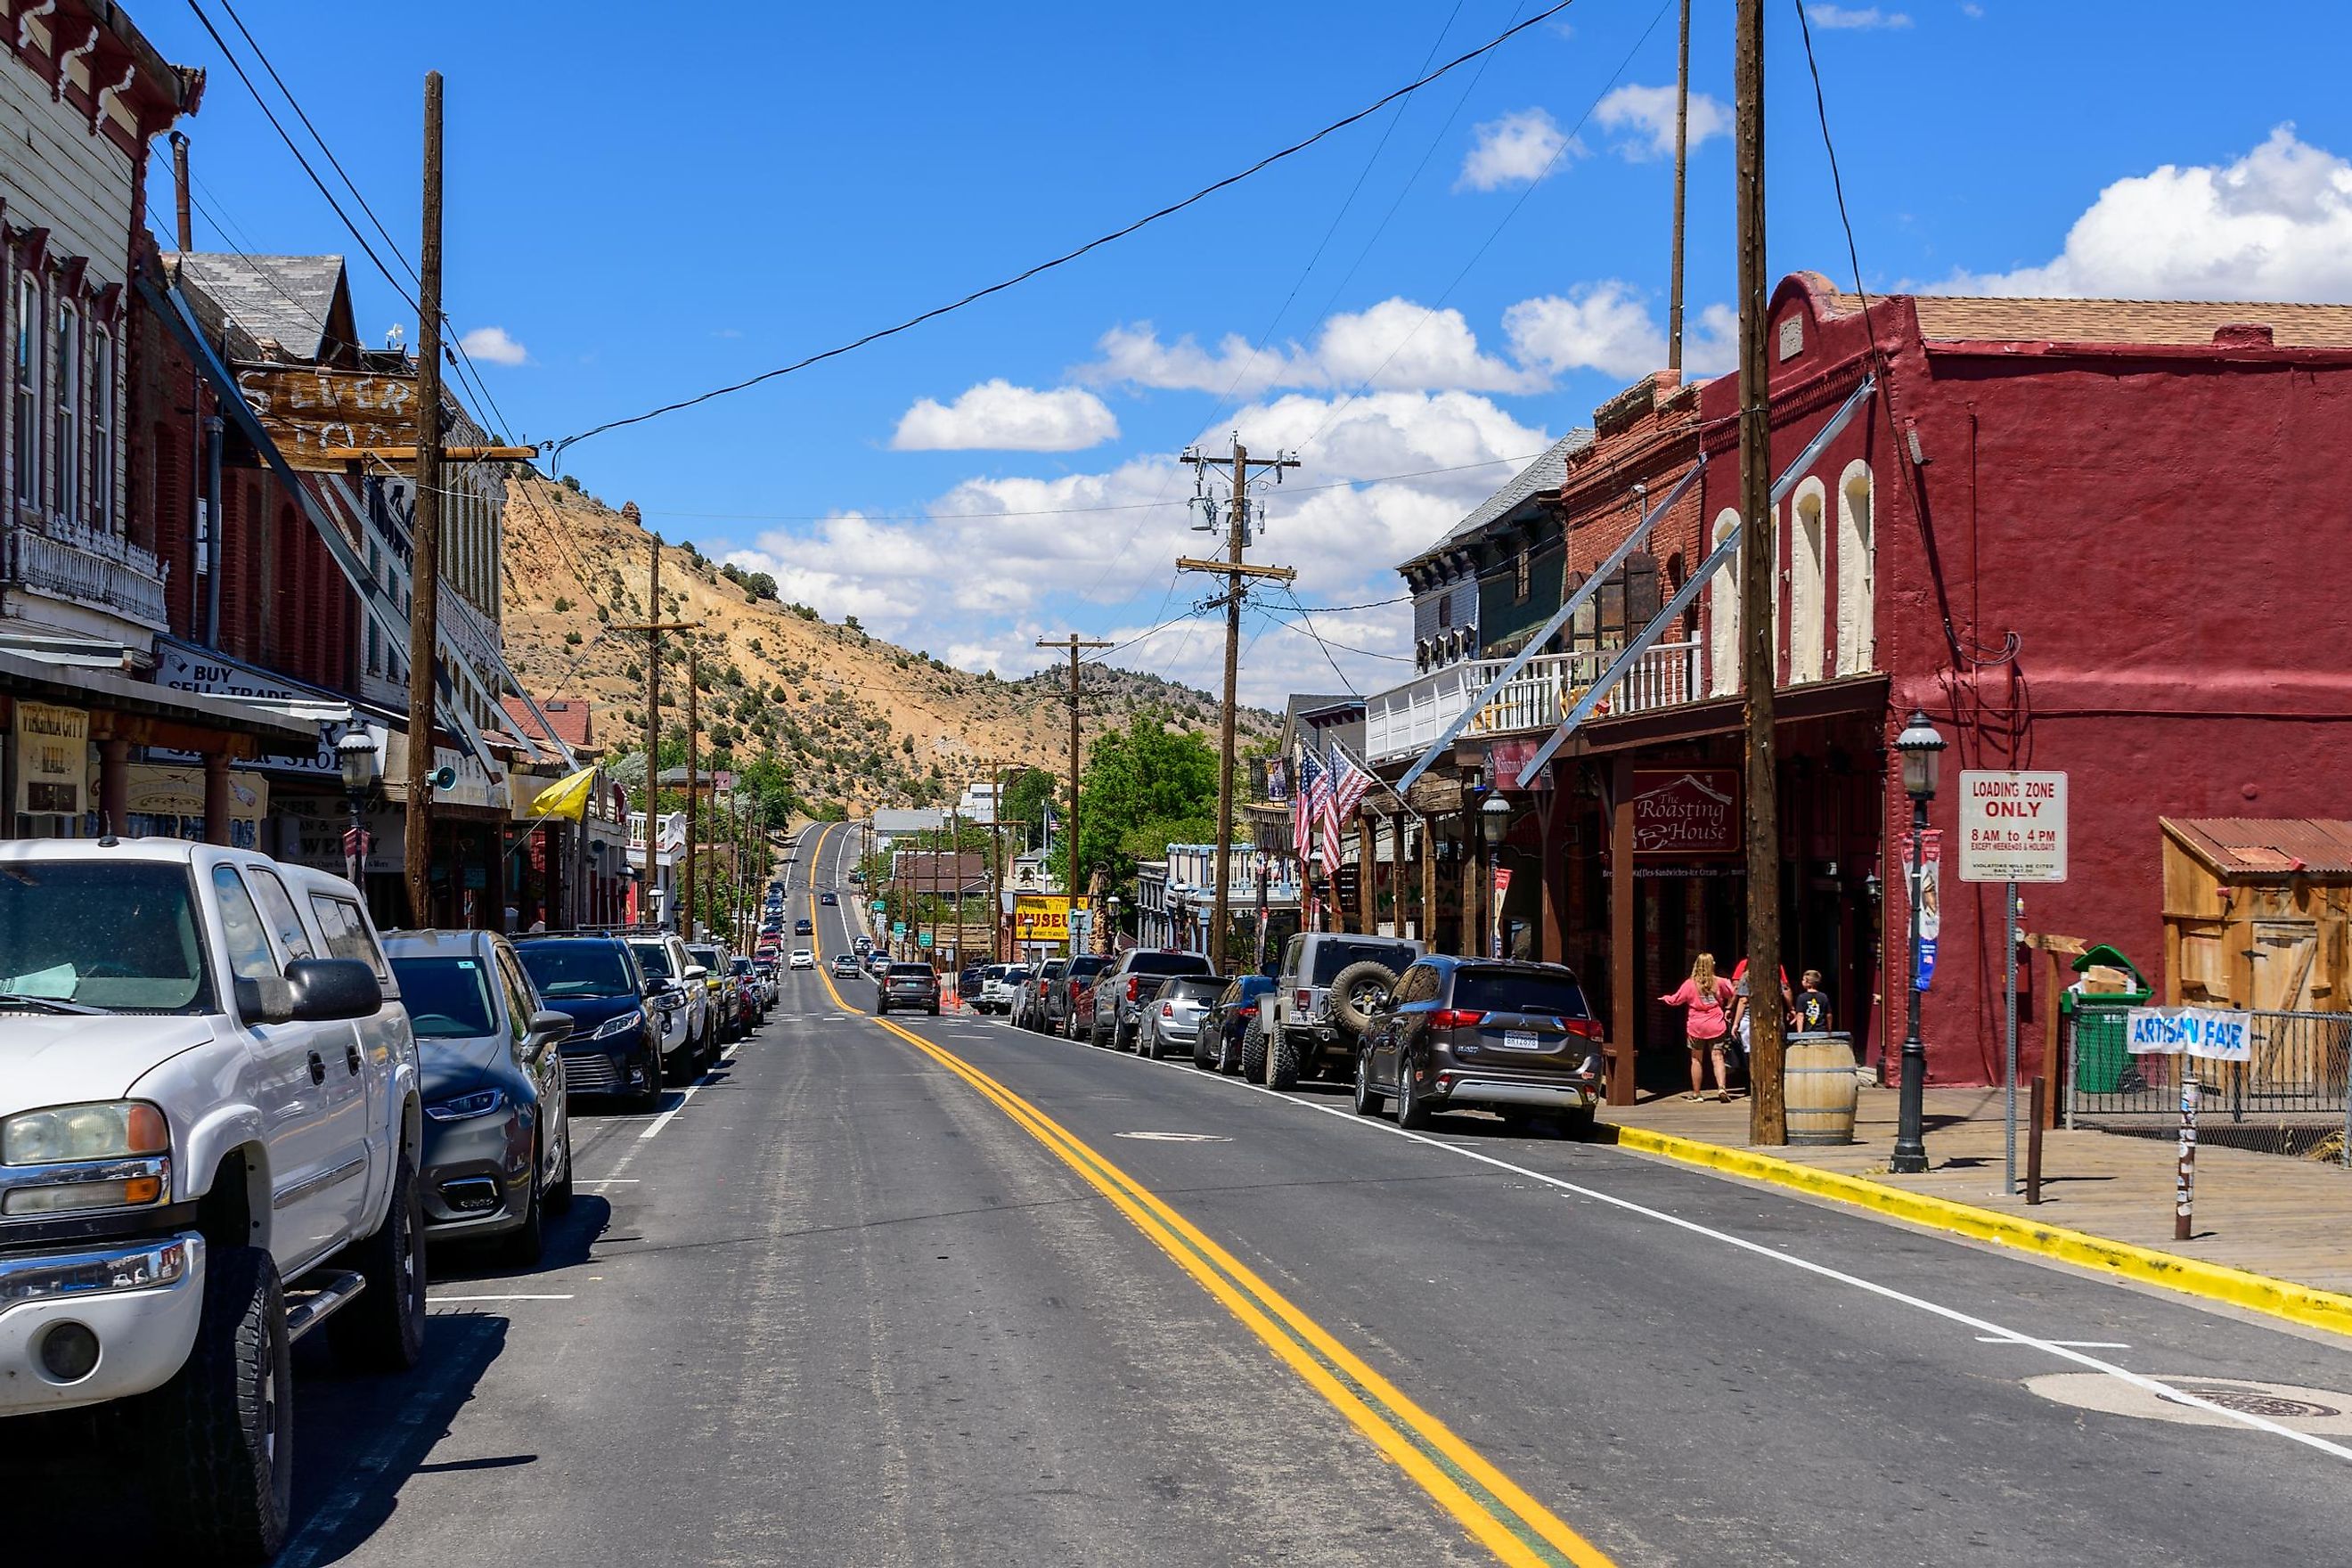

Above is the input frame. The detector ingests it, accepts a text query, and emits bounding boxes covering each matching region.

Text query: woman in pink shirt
[1660,951,1737,1101]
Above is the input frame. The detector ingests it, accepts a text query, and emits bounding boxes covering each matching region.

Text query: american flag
[1325,739,1373,823]
[1294,747,1331,867]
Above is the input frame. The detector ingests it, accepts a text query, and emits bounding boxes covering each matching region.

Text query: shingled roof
[1814,278,2352,350]
[1404,428,1593,568]
[176,253,361,363]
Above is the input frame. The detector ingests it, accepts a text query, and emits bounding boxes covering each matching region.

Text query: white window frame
[1789,477,1828,685]
[12,272,40,509]
[89,323,114,532]
[1834,460,1875,676]
[53,297,80,526]
[1706,510,1741,697]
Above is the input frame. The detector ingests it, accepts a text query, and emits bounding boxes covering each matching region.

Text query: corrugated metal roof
[2163,818,2352,877]
[177,254,352,361]
[1404,429,1593,567]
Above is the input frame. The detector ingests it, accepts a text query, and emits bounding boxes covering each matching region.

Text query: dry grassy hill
[497,476,1278,813]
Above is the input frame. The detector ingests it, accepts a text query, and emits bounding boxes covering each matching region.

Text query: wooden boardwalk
[1601,1084,2352,1296]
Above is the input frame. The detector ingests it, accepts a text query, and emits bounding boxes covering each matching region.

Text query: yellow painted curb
[1602,1122,2352,1341]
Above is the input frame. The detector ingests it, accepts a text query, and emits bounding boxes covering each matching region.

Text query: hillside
[496,476,1279,813]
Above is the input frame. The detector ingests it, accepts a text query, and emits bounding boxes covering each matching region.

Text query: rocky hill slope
[496,475,1278,813]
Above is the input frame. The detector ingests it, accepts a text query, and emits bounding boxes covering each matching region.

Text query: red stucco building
[1365,272,2352,1092]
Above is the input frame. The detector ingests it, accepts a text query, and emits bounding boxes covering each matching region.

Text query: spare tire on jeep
[1327,960,1400,1036]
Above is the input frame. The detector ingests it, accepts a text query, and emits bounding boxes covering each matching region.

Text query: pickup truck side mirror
[528,1008,576,1044]
[685,965,708,982]
[285,957,383,1022]
[234,975,295,1025]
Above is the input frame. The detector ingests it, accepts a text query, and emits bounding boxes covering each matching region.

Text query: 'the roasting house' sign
[1631,769,1741,857]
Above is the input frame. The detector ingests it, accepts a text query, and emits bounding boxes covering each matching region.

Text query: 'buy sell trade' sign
[1957,771,2068,884]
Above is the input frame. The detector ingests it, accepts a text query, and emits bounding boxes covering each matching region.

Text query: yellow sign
[1013,894,1087,943]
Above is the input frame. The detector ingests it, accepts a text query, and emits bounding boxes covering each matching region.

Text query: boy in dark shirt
[1793,969,1833,1033]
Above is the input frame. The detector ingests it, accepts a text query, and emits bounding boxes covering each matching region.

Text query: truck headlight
[2,1101,167,1164]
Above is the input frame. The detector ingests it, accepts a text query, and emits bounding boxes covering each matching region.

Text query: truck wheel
[141,1244,292,1564]
[1352,1047,1384,1116]
[1215,1023,1243,1075]
[547,1121,575,1213]
[1265,1027,1302,1091]
[331,1149,427,1373]
[1239,1017,1269,1084]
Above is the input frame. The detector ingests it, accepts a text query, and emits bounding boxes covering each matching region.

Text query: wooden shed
[2160,818,2352,1017]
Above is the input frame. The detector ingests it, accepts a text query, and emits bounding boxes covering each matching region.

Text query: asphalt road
[12,820,2351,1565]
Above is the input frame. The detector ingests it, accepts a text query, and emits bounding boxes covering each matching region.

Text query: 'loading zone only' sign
[1956,771,2067,883]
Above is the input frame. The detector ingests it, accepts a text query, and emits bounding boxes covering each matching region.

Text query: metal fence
[2065,1003,2351,1164]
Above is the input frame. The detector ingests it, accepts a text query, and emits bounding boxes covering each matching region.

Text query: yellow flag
[528,767,598,822]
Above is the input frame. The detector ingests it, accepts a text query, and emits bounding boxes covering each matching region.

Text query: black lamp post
[335,730,380,893]
[1891,709,1947,1174]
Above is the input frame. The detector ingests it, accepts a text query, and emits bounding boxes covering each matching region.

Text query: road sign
[892,920,906,938]
[918,931,934,950]
[1957,771,2067,883]
[870,899,886,912]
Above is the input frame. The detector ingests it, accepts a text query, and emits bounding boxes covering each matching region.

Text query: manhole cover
[2027,1373,2352,1433]
[1114,1131,1231,1143]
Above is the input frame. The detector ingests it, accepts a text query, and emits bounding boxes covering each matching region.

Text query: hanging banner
[1899,828,1944,992]
[1491,865,1513,959]
[14,703,87,817]
[2126,1007,2253,1061]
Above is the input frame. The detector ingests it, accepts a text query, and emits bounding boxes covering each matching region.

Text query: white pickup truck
[0,837,425,1562]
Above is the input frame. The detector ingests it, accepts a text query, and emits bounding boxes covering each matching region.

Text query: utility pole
[615,527,696,932]
[170,132,192,252]
[1669,0,1692,372]
[1736,0,1786,1146]
[685,645,699,942]
[1036,634,1112,952]
[403,71,445,927]
[989,758,1008,961]
[1178,440,1298,974]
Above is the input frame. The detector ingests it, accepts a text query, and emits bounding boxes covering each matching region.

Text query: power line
[547,0,1579,459]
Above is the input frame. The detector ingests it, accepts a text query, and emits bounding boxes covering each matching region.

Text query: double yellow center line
[805,825,1612,1568]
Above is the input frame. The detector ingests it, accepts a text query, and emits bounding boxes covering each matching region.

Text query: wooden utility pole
[403,71,445,927]
[1669,0,1692,372]
[615,527,697,932]
[1736,0,1786,1146]
[684,646,699,941]
[170,132,192,252]
[1178,441,1298,973]
[990,758,1008,961]
[1036,634,1111,949]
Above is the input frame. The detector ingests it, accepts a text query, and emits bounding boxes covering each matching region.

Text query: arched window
[1789,478,1827,684]
[53,299,79,524]
[1835,461,1875,674]
[1707,510,1741,697]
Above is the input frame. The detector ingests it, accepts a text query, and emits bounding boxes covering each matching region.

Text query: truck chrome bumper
[0,1231,205,1415]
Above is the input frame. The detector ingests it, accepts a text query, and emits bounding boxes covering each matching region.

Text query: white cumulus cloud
[1940,126,2352,301]
[458,325,527,365]
[1807,4,1913,27]
[1081,298,1545,396]
[889,380,1119,452]
[1592,84,1730,161]
[1505,283,1737,380]
[1457,108,1584,192]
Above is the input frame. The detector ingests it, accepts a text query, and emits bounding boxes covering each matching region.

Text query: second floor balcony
[1365,641,1703,765]
[1,518,170,633]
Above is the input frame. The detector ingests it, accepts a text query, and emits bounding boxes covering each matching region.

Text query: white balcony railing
[1,520,170,631]
[1363,641,1705,764]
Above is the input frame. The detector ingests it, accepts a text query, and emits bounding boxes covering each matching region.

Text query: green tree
[1000,766,1058,851]
[1076,711,1219,895]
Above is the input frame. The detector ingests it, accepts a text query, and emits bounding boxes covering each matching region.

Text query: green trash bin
[2061,943,2152,1094]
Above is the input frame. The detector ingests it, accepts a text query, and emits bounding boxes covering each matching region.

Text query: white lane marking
[966,1010,2352,1463]
[640,1082,701,1139]
[430,1294,577,1303]
[1977,1336,2131,1349]
[574,1178,640,1187]
[1115,1131,1231,1143]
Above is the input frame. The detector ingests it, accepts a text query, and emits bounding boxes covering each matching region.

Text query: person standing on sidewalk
[1661,952,1737,1101]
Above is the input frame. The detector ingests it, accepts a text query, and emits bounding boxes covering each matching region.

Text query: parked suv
[384,930,574,1262]
[1017,959,1067,1031]
[983,965,1031,1015]
[686,943,738,1041]
[0,839,427,1561]
[1261,932,1425,1090]
[1196,974,1277,1073]
[1354,957,1604,1135]
[515,935,662,1111]
[1050,955,1109,1036]
[625,931,713,1079]
[1084,950,1215,1050]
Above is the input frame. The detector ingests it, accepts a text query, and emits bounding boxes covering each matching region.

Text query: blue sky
[145,1,2352,702]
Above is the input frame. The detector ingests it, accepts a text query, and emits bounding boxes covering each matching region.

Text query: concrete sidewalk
[1598,1083,2352,1300]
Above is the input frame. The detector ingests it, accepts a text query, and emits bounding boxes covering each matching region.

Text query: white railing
[1364,641,1706,764]
[1,521,169,630]
[628,809,686,853]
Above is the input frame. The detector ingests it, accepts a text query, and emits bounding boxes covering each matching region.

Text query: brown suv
[1353,956,1604,1136]
[877,962,941,1017]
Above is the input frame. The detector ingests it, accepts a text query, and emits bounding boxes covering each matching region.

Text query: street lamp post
[335,730,381,896]
[1891,709,1947,1175]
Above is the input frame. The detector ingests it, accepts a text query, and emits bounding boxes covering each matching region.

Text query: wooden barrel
[1784,1032,1858,1146]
